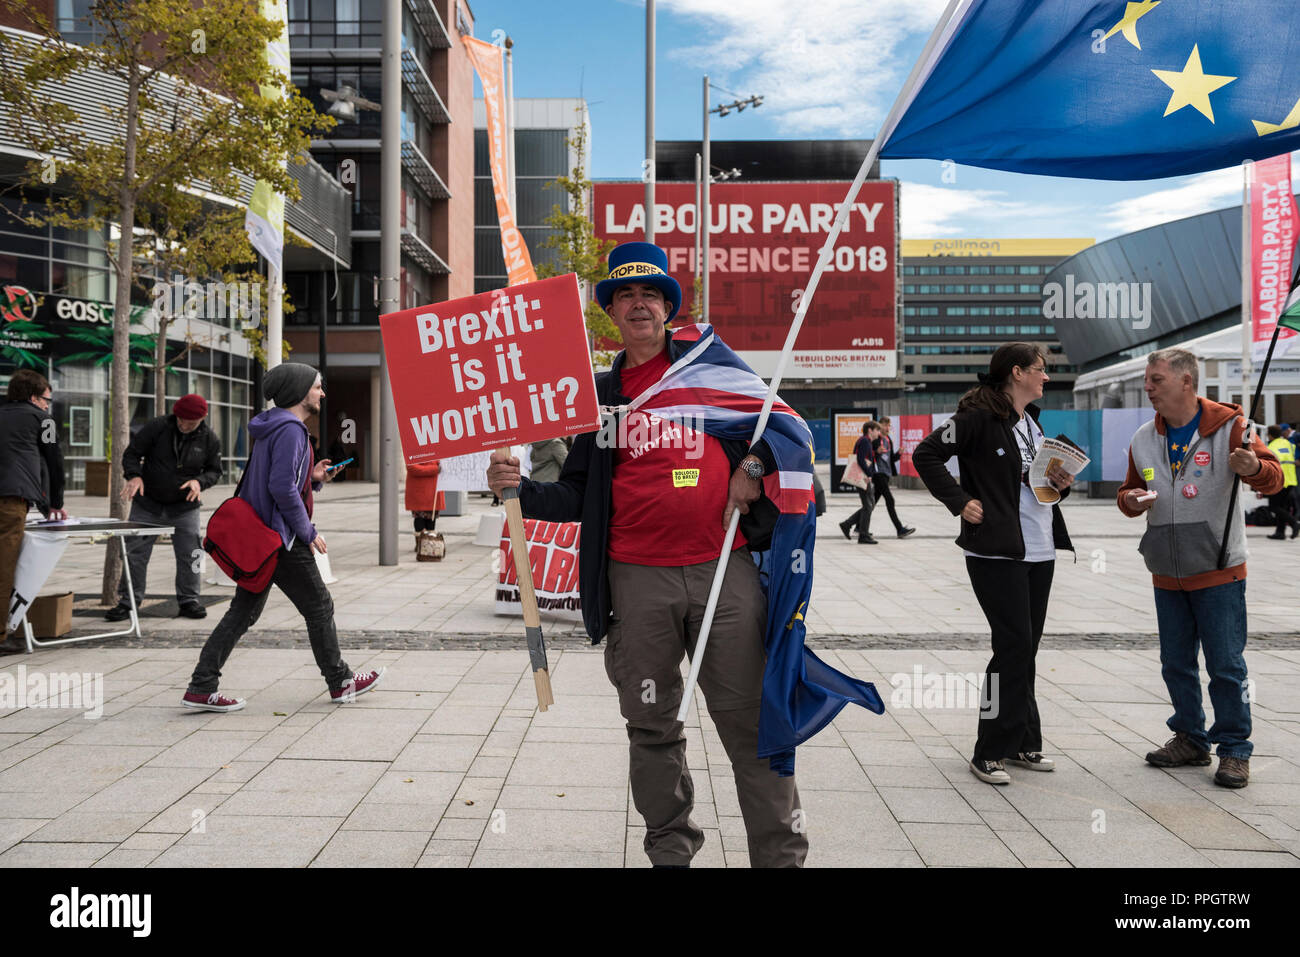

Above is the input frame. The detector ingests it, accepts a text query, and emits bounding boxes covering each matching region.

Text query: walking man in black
[872,417,916,539]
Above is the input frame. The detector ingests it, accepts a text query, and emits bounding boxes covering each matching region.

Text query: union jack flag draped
[627,323,885,775]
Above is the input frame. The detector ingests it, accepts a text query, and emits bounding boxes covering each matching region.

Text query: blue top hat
[595,241,682,322]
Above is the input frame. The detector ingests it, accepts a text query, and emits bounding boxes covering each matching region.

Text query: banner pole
[1217,260,1300,568]
[675,0,965,722]
[1241,160,1254,411]
[499,444,554,711]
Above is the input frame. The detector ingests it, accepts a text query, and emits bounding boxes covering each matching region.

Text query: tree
[0,0,332,602]
[535,112,618,362]
[137,199,264,415]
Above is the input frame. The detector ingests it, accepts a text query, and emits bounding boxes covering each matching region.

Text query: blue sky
[468,0,1263,243]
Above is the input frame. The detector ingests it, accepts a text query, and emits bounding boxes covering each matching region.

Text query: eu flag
[881,0,1300,179]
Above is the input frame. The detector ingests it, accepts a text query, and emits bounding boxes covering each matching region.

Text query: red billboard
[593,180,898,379]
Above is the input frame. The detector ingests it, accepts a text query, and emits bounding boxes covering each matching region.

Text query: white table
[12,519,175,652]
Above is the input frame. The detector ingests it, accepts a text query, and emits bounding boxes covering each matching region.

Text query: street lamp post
[699,81,762,323]
[378,0,401,565]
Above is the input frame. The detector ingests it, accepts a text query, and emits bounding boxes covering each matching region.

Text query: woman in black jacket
[912,343,1075,786]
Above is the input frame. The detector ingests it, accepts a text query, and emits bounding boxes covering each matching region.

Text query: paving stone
[901,822,1021,867]
[1200,849,1300,867]
[146,730,266,768]
[30,811,154,843]
[74,766,213,814]
[92,848,160,867]
[282,709,428,761]
[0,841,116,867]
[310,829,429,867]
[0,818,48,852]
[878,787,982,825]
[1033,814,1214,867]
[444,777,504,819]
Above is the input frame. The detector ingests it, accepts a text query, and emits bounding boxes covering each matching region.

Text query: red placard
[379,274,601,462]
[897,414,932,479]
[594,180,898,379]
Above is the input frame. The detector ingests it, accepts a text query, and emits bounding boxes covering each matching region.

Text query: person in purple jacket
[181,363,383,712]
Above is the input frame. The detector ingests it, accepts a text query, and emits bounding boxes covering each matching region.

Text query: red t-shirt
[608,350,747,566]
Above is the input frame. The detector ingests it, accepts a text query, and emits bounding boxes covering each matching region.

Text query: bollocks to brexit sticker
[672,468,700,488]
[1142,467,1156,481]
[1193,450,1211,467]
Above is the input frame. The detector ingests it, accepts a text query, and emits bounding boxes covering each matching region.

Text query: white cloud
[898,181,1083,239]
[660,0,950,137]
[1098,166,1244,236]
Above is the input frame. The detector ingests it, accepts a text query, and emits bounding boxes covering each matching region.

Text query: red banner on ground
[897,414,932,478]
[495,518,582,622]
[379,274,601,462]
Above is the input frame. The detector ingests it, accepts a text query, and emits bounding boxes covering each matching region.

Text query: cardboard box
[28,592,73,639]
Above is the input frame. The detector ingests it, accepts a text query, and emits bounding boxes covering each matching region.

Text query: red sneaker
[182,691,246,712]
[330,668,385,703]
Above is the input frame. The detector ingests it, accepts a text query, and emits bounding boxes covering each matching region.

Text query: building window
[902,265,916,276]
[994,325,1017,334]
[966,284,991,294]
[947,307,966,316]
[947,325,968,335]
[970,325,991,334]
[1019,325,1042,335]
[1019,305,1041,315]
[917,266,940,275]
[1019,283,1039,293]
[942,266,965,275]
[993,306,1017,315]
[968,266,991,275]
[1018,264,1041,274]
[993,284,1016,293]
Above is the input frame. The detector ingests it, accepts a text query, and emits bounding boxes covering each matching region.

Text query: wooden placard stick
[497,445,554,710]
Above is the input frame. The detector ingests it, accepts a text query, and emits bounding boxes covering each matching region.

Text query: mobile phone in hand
[327,457,354,473]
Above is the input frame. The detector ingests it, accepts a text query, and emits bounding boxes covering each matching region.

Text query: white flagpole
[675,0,967,722]
[1241,160,1253,409]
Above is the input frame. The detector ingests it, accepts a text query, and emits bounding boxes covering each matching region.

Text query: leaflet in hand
[1029,437,1090,504]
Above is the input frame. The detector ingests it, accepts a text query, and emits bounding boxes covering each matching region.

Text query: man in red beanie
[105,394,223,621]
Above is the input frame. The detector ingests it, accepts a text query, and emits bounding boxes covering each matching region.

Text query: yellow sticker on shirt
[1141,467,1155,481]
[672,469,700,487]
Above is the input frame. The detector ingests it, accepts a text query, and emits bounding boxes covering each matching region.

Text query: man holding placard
[487,242,808,868]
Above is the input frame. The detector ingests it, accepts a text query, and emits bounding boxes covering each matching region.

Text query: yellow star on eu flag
[1103,1,1161,50]
[1152,45,1237,122]
[1254,94,1300,136]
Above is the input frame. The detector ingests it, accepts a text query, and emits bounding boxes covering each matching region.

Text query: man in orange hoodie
[1117,349,1282,788]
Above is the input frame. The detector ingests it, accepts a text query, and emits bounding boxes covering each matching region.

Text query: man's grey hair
[1147,348,1198,389]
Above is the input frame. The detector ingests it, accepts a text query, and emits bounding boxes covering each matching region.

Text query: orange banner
[464,36,536,288]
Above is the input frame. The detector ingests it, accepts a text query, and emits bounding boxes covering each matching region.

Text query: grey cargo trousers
[606,551,807,867]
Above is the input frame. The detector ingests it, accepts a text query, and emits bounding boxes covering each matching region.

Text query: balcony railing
[401,229,450,274]
[400,139,451,201]
[403,0,452,50]
[401,47,450,124]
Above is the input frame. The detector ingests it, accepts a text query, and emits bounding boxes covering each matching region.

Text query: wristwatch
[739,456,764,480]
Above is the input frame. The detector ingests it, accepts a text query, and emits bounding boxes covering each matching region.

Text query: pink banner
[1251,153,1299,361]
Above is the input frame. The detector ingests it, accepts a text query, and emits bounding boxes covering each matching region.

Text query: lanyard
[1013,416,1037,473]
